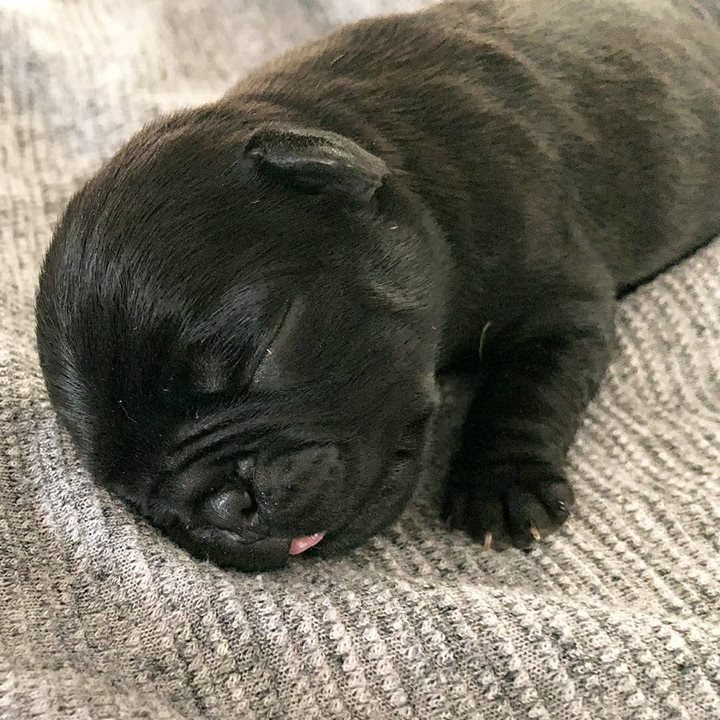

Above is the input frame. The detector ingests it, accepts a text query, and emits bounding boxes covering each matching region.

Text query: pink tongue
[289,532,326,556]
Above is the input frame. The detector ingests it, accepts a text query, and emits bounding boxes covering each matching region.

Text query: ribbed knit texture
[1,1,719,718]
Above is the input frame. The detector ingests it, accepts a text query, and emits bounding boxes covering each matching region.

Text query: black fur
[36,0,720,569]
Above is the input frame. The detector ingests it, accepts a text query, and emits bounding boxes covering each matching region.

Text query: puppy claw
[530,526,542,542]
[483,532,493,551]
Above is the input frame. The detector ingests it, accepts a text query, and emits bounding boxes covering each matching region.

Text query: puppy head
[36,108,446,570]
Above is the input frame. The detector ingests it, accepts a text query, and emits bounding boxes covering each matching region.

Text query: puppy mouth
[197,488,327,557]
[289,532,326,555]
[178,449,411,569]
[195,459,329,558]
[170,414,431,569]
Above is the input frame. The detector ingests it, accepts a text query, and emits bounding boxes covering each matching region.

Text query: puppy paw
[443,462,574,550]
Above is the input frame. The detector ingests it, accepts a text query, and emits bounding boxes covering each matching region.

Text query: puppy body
[36,0,720,569]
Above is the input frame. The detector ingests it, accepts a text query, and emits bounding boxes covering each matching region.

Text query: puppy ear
[245,124,388,203]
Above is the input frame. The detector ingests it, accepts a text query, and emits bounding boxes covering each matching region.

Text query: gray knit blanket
[1,2,719,718]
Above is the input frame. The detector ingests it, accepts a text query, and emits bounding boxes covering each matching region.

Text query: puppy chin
[164,523,293,571]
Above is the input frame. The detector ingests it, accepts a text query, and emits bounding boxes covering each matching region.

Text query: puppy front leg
[444,288,615,549]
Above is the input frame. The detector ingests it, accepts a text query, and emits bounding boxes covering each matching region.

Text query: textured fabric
[1,1,719,718]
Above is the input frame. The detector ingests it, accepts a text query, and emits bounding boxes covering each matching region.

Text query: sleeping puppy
[36,0,720,570]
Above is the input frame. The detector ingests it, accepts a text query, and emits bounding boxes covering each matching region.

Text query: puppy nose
[199,457,257,532]
[201,487,255,531]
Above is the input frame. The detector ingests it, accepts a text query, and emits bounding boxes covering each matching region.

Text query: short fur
[36,0,720,570]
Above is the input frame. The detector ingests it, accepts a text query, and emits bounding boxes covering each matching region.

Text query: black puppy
[36,0,720,570]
